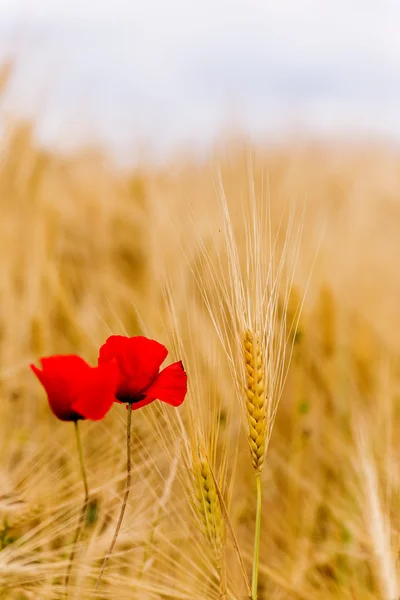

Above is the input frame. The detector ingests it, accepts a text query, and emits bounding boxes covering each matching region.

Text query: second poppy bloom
[98,335,187,409]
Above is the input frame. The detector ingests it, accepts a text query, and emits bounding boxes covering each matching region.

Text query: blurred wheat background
[1,20,400,598]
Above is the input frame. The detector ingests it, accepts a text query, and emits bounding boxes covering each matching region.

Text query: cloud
[0,0,399,156]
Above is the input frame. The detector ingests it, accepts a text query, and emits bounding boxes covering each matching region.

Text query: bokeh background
[1,2,400,600]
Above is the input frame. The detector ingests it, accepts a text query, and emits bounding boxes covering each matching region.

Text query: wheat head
[194,447,224,562]
[243,330,267,474]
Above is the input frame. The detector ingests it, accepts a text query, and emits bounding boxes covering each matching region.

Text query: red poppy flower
[31,355,119,421]
[98,335,187,410]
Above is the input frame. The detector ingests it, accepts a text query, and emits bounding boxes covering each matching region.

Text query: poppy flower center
[116,392,147,405]
[116,370,161,405]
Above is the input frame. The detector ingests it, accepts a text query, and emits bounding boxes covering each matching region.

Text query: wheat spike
[244,329,267,473]
[194,449,224,559]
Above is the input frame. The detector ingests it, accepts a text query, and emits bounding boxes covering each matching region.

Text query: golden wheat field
[2,111,400,600]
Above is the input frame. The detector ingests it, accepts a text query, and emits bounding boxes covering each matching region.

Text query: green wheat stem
[95,403,133,591]
[251,474,262,600]
[65,420,89,594]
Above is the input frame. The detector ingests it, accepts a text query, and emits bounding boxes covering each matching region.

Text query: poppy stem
[95,403,133,591]
[65,420,89,594]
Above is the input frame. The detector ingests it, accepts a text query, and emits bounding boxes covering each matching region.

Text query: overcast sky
[0,0,399,158]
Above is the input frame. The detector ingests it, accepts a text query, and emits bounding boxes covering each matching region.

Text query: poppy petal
[72,359,119,420]
[145,361,187,407]
[30,355,91,421]
[98,335,168,398]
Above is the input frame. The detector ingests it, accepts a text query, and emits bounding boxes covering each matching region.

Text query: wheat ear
[194,447,226,597]
[195,449,224,553]
[244,330,267,599]
[244,330,267,474]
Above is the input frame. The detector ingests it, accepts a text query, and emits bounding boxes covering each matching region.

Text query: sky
[0,0,399,159]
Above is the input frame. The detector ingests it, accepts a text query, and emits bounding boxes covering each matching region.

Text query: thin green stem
[251,474,262,600]
[95,404,132,591]
[65,420,89,594]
